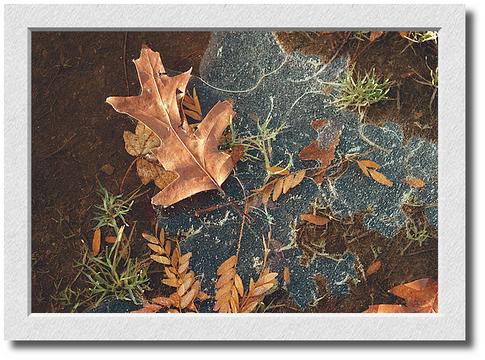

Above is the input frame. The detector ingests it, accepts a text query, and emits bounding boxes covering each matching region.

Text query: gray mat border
[4,4,465,341]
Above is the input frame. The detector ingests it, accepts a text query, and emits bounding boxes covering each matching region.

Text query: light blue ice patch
[156,31,437,309]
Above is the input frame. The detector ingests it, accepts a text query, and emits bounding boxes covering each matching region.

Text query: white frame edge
[4,4,465,341]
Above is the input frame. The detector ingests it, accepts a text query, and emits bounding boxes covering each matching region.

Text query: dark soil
[31,31,437,313]
[31,31,210,312]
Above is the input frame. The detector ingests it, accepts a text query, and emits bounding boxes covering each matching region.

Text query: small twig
[123,32,130,96]
[119,157,139,193]
[41,133,76,160]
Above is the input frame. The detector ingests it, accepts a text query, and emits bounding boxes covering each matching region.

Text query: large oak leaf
[107,46,236,207]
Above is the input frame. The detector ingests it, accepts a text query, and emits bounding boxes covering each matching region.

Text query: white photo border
[4,4,465,341]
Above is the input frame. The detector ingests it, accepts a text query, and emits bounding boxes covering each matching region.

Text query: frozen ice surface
[155,32,438,309]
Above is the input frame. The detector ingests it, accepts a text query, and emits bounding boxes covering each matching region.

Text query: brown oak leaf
[107,46,237,207]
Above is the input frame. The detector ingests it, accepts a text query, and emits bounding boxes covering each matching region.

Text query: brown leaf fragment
[252,282,274,297]
[272,177,284,202]
[291,170,306,187]
[161,278,179,288]
[282,174,294,194]
[105,235,117,244]
[368,169,393,187]
[107,46,238,207]
[142,232,159,244]
[311,119,329,130]
[403,177,425,188]
[261,183,273,204]
[151,296,174,308]
[197,291,210,301]
[267,165,290,176]
[151,255,171,265]
[131,303,163,313]
[369,31,384,42]
[366,260,382,277]
[363,304,406,313]
[299,141,321,161]
[230,144,245,165]
[234,273,244,297]
[217,255,237,276]
[363,278,438,313]
[300,213,330,226]
[299,129,342,183]
[283,266,291,284]
[123,122,160,157]
[147,243,163,253]
[92,228,101,256]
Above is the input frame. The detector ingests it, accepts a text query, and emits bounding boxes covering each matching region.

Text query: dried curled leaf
[107,46,238,207]
[300,213,330,226]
